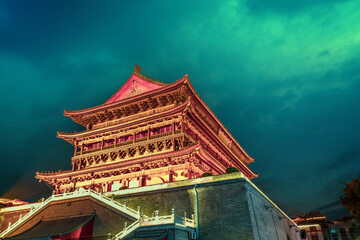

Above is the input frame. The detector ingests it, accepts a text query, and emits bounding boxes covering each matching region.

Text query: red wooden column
[106,181,113,192]
[122,179,129,187]
[139,175,147,187]
[172,121,176,151]
[181,120,185,148]
[74,142,78,156]
[187,167,193,179]
[169,171,174,182]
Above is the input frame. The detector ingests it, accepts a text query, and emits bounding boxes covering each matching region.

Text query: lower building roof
[7,212,94,239]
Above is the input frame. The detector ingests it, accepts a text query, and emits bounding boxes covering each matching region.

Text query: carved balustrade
[72,132,194,171]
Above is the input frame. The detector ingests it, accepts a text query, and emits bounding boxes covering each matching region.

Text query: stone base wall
[247,184,300,240]
[110,172,301,240]
[0,173,301,239]
[0,209,30,232]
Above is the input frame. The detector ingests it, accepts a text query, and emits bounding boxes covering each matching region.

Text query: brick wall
[0,209,30,232]
[246,185,300,240]
[111,173,300,239]
[1,173,301,240]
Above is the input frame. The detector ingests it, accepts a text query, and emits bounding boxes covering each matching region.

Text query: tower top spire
[134,64,141,73]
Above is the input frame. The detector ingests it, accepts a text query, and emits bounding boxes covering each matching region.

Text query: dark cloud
[245,0,348,14]
[0,0,359,220]
[326,147,360,170]
[314,201,348,219]
[317,50,330,57]
[317,200,341,211]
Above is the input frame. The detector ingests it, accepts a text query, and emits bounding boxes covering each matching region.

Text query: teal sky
[0,0,359,219]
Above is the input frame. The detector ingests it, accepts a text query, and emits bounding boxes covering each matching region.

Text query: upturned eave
[63,73,187,123]
[35,144,201,182]
[57,99,191,145]
[182,76,255,164]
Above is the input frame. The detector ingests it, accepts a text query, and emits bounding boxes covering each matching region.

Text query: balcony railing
[117,140,133,147]
[103,144,115,150]
[81,147,101,155]
[72,131,185,160]
[149,131,173,140]
[134,137,147,143]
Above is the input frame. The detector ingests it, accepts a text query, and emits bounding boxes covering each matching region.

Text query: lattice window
[138,146,146,155]
[157,141,164,151]
[148,143,155,153]
[128,148,136,157]
[80,158,86,169]
[165,139,173,149]
[110,152,117,161]
[86,157,94,166]
[119,150,127,159]
[94,155,101,164]
[174,138,182,151]
[101,154,108,162]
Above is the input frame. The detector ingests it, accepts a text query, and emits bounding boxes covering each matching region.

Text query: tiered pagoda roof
[36,65,257,193]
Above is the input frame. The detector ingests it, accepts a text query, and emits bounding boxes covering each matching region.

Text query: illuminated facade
[0,66,301,240]
[293,212,328,240]
[327,216,357,240]
[293,213,357,240]
[36,64,257,194]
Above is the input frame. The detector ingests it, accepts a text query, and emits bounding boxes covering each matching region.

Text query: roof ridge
[133,69,167,86]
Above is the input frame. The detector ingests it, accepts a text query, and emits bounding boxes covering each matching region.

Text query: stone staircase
[0,189,196,240]
[113,209,196,240]
[0,189,141,238]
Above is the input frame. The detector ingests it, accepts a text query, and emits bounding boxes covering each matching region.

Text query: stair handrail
[0,189,143,238]
[113,220,140,240]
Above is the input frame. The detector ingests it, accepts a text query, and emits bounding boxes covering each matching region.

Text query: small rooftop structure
[0,199,28,208]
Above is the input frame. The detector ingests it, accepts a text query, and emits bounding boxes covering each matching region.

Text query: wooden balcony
[72,131,187,161]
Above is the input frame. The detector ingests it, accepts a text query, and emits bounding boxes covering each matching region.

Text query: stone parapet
[109,172,301,240]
